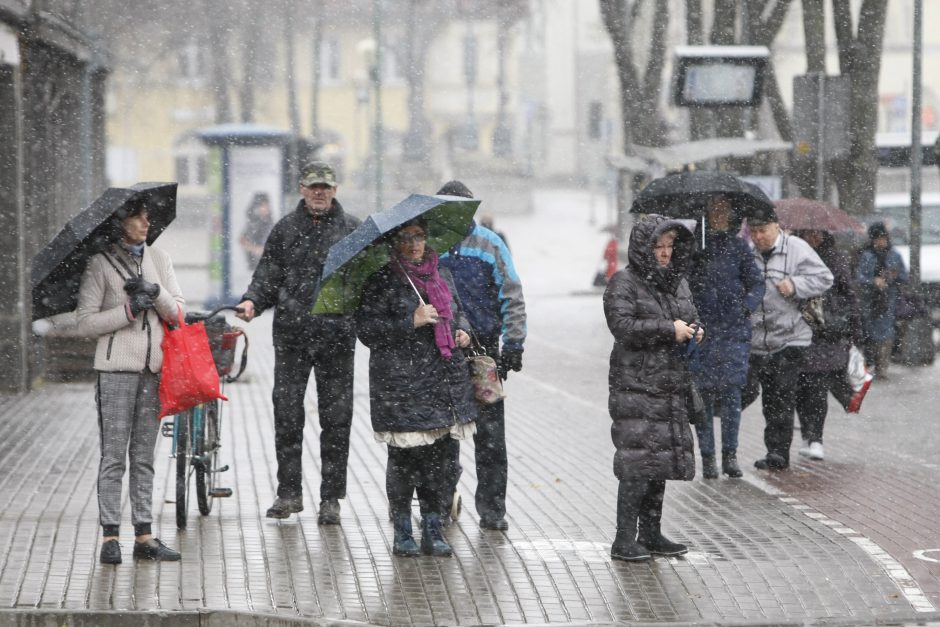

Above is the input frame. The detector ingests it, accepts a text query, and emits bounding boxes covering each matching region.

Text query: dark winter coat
[687,229,765,389]
[240,199,360,347]
[802,233,861,373]
[603,215,699,482]
[355,264,479,434]
[856,245,908,342]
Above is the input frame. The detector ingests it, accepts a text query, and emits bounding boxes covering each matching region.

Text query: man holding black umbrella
[236,161,360,524]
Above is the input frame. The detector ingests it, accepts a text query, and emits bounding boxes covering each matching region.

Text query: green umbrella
[313,193,480,314]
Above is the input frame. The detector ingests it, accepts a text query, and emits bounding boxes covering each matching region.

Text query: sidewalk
[1,189,939,626]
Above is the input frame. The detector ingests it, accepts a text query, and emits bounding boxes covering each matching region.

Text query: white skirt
[374,421,477,449]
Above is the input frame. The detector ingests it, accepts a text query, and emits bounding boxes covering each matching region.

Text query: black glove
[127,291,155,317]
[124,276,161,299]
[498,349,523,380]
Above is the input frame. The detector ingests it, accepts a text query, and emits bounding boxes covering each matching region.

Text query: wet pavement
[2,189,940,625]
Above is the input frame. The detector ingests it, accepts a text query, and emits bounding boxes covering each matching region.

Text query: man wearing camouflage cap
[236,161,360,524]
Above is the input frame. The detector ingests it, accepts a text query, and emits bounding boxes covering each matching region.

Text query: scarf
[121,241,145,258]
[392,250,456,359]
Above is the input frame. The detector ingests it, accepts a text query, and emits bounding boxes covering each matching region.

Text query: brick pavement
[2,189,940,625]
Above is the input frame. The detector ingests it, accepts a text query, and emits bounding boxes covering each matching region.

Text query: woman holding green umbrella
[354,217,478,558]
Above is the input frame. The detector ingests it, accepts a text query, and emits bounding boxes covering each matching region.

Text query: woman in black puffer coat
[603,214,703,562]
[355,219,478,559]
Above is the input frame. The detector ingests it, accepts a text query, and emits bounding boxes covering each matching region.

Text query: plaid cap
[300,161,337,187]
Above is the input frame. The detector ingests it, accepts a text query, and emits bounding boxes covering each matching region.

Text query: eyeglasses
[396,233,426,244]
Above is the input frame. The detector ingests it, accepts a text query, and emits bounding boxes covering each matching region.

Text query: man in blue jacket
[438,180,527,530]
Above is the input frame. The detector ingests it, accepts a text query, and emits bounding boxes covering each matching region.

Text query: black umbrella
[31,182,177,320]
[630,171,774,218]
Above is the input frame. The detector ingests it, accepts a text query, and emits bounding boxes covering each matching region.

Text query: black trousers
[387,437,452,517]
[273,338,355,501]
[796,370,852,444]
[742,347,805,463]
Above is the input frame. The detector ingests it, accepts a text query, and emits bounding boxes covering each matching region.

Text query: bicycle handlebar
[185,306,245,324]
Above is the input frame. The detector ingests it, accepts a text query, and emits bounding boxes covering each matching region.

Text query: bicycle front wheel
[175,409,192,530]
[195,401,219,516]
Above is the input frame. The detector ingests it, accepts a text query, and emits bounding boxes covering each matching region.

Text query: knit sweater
[76,244,185,372]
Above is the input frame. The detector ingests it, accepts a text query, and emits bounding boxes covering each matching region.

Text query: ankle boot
[636,482,688,557]
[721,452,743,478]
[420,514,452,557]
[637,532,688,556]
[392,514,420,557]
[611,530,651,561]
[701,454,718,479]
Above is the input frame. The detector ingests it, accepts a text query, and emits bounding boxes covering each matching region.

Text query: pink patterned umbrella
[774,198,865,234]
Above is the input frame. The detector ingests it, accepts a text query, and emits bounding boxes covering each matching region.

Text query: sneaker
[317,499,341,525]
[808,441,825,460]
[266,496,303,519]
[132,538,180,561]
[99,539,121,565]
[798,440,813,458]
[846,373,874,413]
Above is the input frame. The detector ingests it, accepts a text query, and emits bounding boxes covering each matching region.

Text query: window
[319,38,341,82]
[176,156,190,185]
[178,43,205,80]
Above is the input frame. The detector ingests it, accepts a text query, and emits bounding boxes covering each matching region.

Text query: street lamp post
[372,0,384,210]
[910,0,923,287]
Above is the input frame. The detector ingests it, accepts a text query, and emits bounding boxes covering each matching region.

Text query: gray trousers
[95,371,161,535]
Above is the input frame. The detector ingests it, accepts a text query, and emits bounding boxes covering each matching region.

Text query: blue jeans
[694,385,742,456]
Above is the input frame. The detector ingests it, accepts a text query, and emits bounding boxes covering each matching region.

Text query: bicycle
[161,305,249,530]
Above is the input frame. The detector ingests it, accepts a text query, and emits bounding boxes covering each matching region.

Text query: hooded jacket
[240,198,360,347]
[439,221,526,351]
[749,231,833,356]
[355,263,478,434]
[603,215,699,482]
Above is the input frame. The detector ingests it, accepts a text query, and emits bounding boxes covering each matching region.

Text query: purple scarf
[392,250,456,359]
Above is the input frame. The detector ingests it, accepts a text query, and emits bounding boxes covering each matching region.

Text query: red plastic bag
[158,308,227,418]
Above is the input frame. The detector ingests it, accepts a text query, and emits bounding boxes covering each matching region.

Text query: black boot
[701,454,718,479]
[420,514,452,557]
[722,451,743,478]
[392,513,420,557]
[611,480,651,562]
[611,531,652,561]
[636,480,688,557]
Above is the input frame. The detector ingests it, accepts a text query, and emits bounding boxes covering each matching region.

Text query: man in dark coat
[687,196,765,479]
[437,180,527,531]
[603,214,703,562]
[236,161,361,524]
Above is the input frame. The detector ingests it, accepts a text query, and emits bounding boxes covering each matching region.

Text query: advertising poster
[225,146,284,301]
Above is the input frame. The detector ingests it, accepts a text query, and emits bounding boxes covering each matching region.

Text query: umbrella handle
[396,258,427,306]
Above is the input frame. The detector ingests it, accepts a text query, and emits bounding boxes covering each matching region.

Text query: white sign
[0,23,20,67]
[227,146,284,297]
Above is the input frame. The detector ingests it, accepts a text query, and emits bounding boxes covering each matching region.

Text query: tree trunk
[686,0,710,141]
[205,0,232,124]
[802,0,826,73]
[830,0,889,215]
[239,23,257,123]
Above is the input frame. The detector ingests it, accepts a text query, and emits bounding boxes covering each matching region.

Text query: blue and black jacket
[440,222,526,352]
